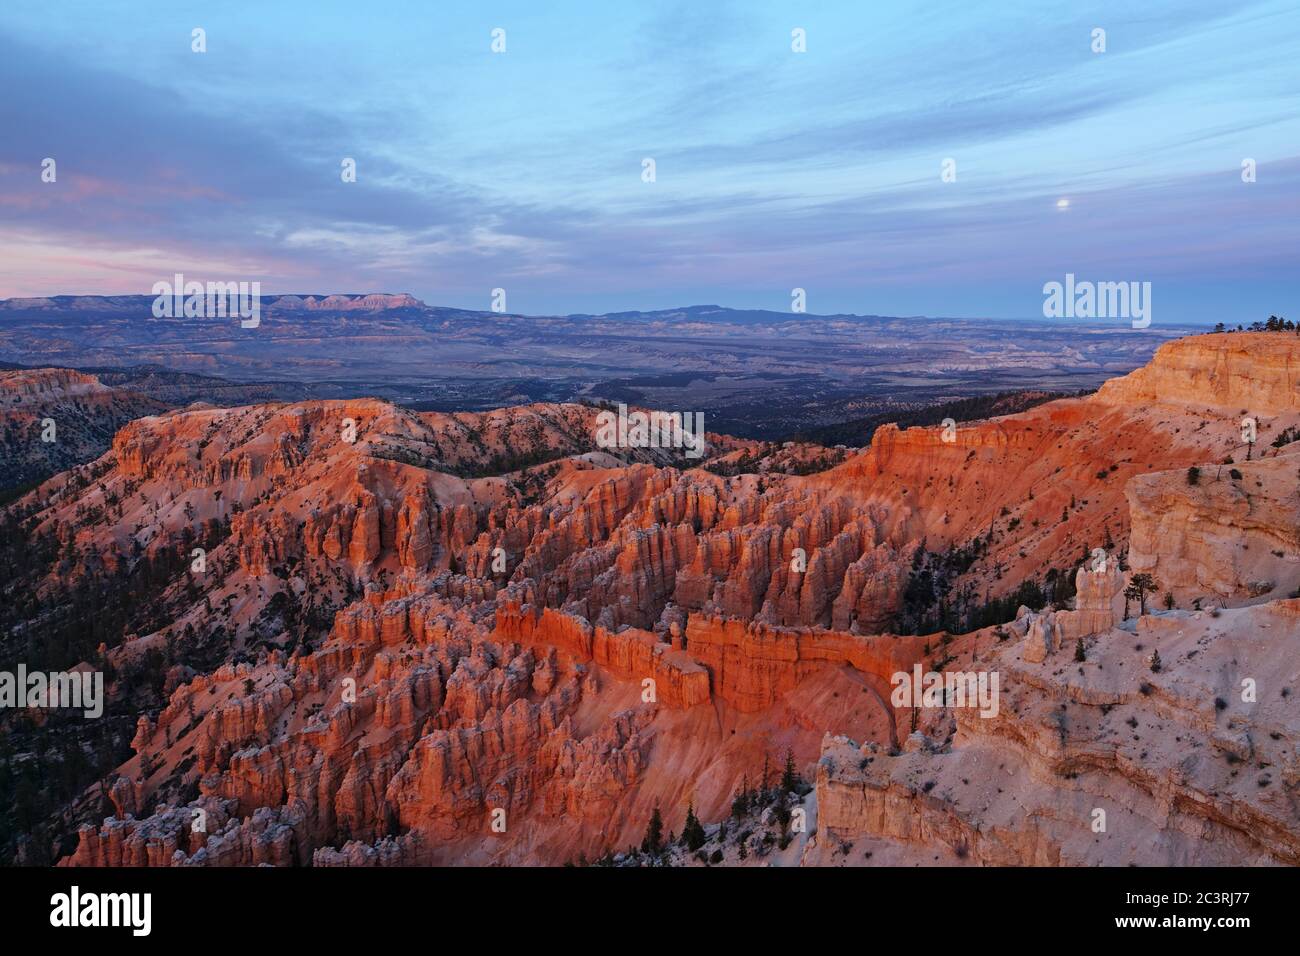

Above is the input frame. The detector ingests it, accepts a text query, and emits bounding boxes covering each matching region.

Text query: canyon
[1,331,1298,866]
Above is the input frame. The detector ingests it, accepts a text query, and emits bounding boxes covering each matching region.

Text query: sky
[0,0,1297,324]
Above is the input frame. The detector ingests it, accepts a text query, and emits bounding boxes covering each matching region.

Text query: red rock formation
[495,594,710,708]
[28,332,1300,867]
[684,614,930,712]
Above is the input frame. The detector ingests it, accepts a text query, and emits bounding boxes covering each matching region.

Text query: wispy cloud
[0,0,1296,321]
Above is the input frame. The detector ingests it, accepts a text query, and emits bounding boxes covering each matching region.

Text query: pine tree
[641,806,663,855]
[1074,638,1086,662]
[1130,573,1158,615]
[1149,649,1162,673]
[731,778,750,819]
[683,803,706,851]
[780,749,799,793]
[1123,581,1140,620]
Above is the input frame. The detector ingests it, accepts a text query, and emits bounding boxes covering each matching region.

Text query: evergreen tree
[730,778,750,819]
[1130,573,1158,615]
[780,749,799,793]
[641,806,663,855]
[1123,581,1138,620]
[1074,638,1086,662]
[683,803,706,852]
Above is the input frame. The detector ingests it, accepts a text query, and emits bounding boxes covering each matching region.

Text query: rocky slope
[0,367,167,494]
[815,584,1300,866]
[4,331,1298,866]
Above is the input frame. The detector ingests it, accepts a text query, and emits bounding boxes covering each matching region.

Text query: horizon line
[0,291,1225,327]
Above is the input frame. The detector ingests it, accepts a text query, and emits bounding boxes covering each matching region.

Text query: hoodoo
[3,332,1298,867]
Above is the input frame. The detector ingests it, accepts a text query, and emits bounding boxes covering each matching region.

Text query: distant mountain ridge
[0,294,911,327]
[0,294,1198,326]
[0,292,426,313]
[0,292,1198,441]
[0,294,956,325]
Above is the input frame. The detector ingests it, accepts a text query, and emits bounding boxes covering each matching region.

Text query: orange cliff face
[12,331,1300,866]
[1094,331,1300,413]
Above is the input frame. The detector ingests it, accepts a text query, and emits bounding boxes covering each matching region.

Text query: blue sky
[0,0,1297,323]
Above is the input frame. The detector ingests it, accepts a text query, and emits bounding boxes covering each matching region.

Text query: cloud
[0,0,1296,321]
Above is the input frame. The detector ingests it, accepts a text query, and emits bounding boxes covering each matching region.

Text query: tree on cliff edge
[1130,573,1159,615]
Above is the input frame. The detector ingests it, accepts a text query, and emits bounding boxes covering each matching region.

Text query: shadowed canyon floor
[2,332,1298,866]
